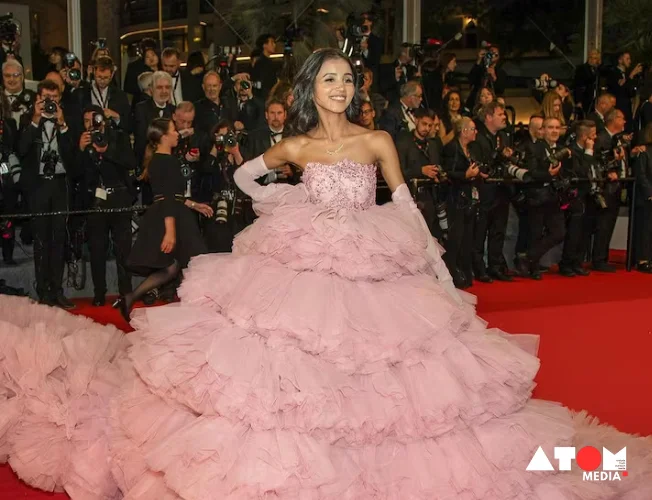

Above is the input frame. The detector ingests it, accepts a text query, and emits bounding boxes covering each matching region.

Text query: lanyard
[91,84,108,108]
[413,137,433,163]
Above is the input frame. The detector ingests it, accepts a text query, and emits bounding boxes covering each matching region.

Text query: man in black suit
[123,38,157,98]
[133,71,175,168]
[515,117,567,280]
[606,52,643,133]
[465,46,509,110]
[586,93,615,134]
[583,108,628,273]
[161,47,202,106]
[249,34,278,101]
[243,99,295,183]
[79,56,130,134]
[78,105,136,306]
[379,44,418,104]
[3,59,35,131]
[232,75,265,132]
[396,108,446,240]
[573,50,602,113]
[18,79,77,308]
[194,70,236,133]
[360,13,382,87]
[378,80,423,142]
[558,120,596,277]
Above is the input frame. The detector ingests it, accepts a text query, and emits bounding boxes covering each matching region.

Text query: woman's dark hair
[438,53,456,74]
[440,90,461,133]
[210,119,233,137]
[140,118,172,181]
[286,48,361,136]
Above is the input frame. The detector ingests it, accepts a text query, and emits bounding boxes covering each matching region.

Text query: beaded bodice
[302,159,377,211]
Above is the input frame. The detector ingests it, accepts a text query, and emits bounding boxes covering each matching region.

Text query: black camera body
[90,112,107,148]
[240,80,262,91]
[0,14,18,48]
[42,150,60,178]
[43,98,58,116]
[64,52,81,82]
[214,131,238,152]
[92,38,107,50]
[10,91,33,113]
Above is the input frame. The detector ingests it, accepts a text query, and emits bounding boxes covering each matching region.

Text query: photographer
[78,105,136,306]
[633,123,652,273]
[606,52,643,133]
[80,56,130,134]
[423,53,457,113]
[465,45,508,111]
[242,99,295,184]
[378,80,423,142]
[202,120,246,252]
[380,44,419,104]
[558,120,596,277]
[232,75,265,131]
[358,13,382,85]
[18,79,77,308]
[3,60,34,129]
[573,50,602,113]
[0,95,19,266]
[123,38,158,98]
[472,102,513,282]
[515,117,567,280]
[587,92,616,134]
[442,116,481,289]
[583,108,629,273]
[249,34,278,100]
[396,108,447,242]
[194,71,236,133]
[172,101,212,202]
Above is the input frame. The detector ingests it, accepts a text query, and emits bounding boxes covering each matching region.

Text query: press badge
[95,187,108,200]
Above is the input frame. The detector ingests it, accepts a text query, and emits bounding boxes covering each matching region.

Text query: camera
[43,97,58,116]
[211,190,235,224]
[64,52,81,82]
[90,112,107,148]
[0,14,18,49]
[240,80,261,91]
[41,150,60,178]
[91,38,107,50]
[533,75,558,91]
[214,131,238,151]
[10,91,32,113]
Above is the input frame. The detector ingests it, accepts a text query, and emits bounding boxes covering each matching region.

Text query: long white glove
[391,183,462,305]
[233,154,270,201]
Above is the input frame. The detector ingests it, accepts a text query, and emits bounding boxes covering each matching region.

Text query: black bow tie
[270,131,283,137]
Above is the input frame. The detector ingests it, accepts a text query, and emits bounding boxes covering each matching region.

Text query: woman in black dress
[113,118,213,320]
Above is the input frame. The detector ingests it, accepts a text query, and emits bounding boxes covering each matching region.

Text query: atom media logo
[526,446,627,481]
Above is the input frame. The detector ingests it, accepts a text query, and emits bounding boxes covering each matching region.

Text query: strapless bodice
[302,159,377,211]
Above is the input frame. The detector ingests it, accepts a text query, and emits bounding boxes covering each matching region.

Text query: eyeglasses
[361,109,374,115]
[464,127,477,132]
[3,73,20,78]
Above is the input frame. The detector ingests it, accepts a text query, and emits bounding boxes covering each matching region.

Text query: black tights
[125,260,180,312]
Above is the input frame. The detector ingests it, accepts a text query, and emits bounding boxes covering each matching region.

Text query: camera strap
[91,84,109,109]
[42,122,57,151]
[413,137,433,163]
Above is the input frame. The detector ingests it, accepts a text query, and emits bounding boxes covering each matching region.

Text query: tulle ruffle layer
[0,296,126,499]
[232,183,435,281]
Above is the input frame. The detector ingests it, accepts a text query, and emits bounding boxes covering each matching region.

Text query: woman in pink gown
[1,49,651,499]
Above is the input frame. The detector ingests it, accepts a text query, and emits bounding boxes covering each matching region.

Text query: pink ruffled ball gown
[1,156,651,499]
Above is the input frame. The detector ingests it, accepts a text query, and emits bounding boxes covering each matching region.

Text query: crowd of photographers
[1,17,652,307]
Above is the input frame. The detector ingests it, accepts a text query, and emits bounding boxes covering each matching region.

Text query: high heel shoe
[112,296,131,323]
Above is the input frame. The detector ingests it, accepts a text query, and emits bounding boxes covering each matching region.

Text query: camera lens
[68,69,81,81]
[241,80,250,90]
[44,99,57,115]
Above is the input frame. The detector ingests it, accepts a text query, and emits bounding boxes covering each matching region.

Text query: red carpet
[2,268,652,498]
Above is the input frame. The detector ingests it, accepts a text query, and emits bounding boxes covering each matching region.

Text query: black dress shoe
[38,295,56,307]
[475,274,494,283]
[593,263,617,273]
[54,292,76,310]
[514,256,531,278]
[636,262,652,274]
[92,295,106,307]
[489,269,513,282]
[530,270,543,280]
[573,266,590,276]
[559,267,577,277]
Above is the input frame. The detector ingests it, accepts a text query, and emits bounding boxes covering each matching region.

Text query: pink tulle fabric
[1,160,652,499]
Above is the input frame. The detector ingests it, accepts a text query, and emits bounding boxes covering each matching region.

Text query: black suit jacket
[123,58,151,97]
[396,133,443,180]
[194,96,237,134]
[243,127,277,161]
[18,121,77,191]
[379,61,418,104]
[78,84,131,134]
[606,66,637,124]
[634,149,652,205]
[250,55,278,100]
[586,112,606,134]
[573,63,600,112]
[442,139,481,204]
[362,33,382,82]
[170,70,202,105]
[133,99,175,165]
[378,101,410,142]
